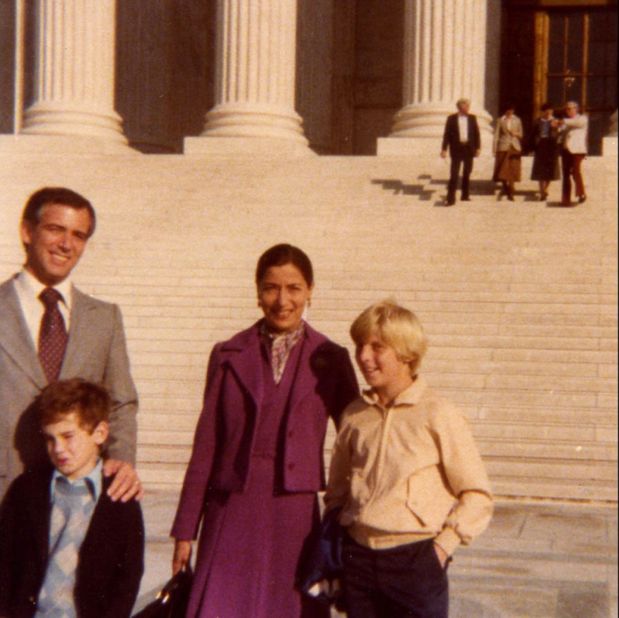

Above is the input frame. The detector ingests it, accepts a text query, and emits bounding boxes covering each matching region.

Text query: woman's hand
[433,542,449,569]
[173,539,192,575]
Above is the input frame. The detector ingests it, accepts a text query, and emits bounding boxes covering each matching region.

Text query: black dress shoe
[461,196,471,201]
[540,192,548,201]
[507,195,514,201]
[578,195,587,204]
[445,200,455,206]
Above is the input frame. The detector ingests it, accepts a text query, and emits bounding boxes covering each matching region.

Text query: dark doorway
[502,1,617,154]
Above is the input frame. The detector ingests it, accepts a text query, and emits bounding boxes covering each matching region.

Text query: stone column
[21,0,128,149]
[185,0,309,155]
[378,0,492,155]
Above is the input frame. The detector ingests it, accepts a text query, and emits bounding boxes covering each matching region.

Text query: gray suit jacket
[0,276,138,499]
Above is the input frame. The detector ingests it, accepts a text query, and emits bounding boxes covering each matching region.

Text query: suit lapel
[0,278,47,387]
[61,286,95,378]
[223,325,264,410]
[287,325,323,413]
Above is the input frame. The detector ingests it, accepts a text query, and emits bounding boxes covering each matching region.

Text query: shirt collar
[50,458,103,503]
[17,268,73,310]
[361,376,428,409]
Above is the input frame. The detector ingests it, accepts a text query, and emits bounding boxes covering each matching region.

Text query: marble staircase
[0,150,616,503]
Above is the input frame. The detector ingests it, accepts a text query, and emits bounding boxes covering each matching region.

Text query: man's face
[20,203,92,286]
[565,103,578,118]
[457,102,470,114]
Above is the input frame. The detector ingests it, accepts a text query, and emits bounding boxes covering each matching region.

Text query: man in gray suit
[0,187,141,502]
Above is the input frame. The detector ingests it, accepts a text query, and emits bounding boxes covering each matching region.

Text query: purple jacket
[171,321,359,540]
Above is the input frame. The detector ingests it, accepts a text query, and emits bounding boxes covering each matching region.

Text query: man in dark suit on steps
[441,98,481,206]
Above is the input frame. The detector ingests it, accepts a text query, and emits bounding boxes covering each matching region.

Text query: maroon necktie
[38,288,68,382]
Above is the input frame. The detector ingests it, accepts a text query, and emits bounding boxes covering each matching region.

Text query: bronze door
[534,8,617,153]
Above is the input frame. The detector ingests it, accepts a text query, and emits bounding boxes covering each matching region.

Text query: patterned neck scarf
[261,321,305,384]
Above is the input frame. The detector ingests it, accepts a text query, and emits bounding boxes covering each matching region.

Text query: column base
[22,101,129,146]
[0,134,134,154]
[200,103,309,144]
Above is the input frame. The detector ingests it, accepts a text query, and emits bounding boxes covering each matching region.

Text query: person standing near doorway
[555,101,588,206]
[492,104,524,201]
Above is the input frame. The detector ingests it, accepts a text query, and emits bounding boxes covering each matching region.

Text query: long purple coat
[171,321,358,616]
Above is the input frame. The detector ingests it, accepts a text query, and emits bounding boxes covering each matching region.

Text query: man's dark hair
[22,187,96,237]
[255,244,314,288]
[35,378,111,432]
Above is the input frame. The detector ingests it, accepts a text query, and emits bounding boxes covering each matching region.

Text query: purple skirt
[187,455,329,618]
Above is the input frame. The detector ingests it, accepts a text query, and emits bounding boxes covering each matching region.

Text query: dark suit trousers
[448,145,474,201]
[560,149,585,202]
[342,535,449,618]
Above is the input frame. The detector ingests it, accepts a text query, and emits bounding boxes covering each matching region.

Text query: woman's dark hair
[255,244,314,287]
[503,102,516,113]
[541,102,553,112]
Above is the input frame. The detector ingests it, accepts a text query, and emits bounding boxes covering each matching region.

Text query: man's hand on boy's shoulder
[103,459,143,502]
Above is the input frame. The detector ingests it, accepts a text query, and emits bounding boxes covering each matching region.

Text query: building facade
[0,0,616,155]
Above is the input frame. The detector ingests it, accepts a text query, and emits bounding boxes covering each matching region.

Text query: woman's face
[258,263,313,333]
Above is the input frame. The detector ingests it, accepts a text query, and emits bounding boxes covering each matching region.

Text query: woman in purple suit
[171,244,359,618]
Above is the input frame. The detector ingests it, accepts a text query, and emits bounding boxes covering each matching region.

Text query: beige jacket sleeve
[432,403,494,555]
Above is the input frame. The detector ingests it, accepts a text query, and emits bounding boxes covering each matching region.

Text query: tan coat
[493,115,523,153]
[0,277,138,499]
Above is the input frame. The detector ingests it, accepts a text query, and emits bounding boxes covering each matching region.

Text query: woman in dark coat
[531,102,560,201]
[170,243,359,618]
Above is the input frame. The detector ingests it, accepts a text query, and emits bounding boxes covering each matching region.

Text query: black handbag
[132,567,193,618]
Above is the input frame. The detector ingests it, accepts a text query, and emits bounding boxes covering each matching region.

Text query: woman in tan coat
[492,104,523,201]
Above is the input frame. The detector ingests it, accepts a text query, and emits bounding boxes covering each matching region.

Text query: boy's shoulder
[5,465,53,496]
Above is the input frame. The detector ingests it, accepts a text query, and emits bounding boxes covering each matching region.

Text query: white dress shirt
[13,269,73,352]
[458,114,469,143]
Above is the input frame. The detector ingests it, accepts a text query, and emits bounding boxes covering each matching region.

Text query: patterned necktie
[38,287,68,382]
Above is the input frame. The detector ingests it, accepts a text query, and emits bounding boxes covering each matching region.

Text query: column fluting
[22,0,127,145]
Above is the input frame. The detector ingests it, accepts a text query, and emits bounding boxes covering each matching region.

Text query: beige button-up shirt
[325,377,493,555]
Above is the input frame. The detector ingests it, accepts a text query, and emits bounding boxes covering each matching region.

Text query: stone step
[0,152,615,502]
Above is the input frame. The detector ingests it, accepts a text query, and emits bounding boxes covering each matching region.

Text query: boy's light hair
[350,300,428,377]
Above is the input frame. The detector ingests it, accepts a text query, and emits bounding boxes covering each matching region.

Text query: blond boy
[325,301,493,617]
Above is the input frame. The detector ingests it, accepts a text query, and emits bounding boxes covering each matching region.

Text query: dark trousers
[342,536,449,618]
[560,149,585,202]
[447,147,474,201]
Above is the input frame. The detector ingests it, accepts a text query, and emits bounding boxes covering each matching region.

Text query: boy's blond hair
[350,300,428,377]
